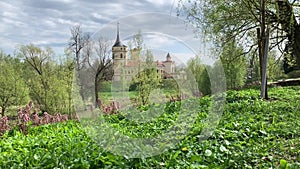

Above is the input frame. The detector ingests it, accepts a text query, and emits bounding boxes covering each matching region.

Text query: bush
[287,70,300,78]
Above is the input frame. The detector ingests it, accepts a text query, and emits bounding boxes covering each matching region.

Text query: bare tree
[85,37,113,107]
[68,25,88,71]
[68,25,92,103]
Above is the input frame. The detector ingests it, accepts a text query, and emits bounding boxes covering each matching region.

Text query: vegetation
[0,86,299,168]
[0,3,299,167]
[178,0,300,99]
[17,45,75,114]
[178,0,300,71]
[131,49,162,106]
[0,53,29,116]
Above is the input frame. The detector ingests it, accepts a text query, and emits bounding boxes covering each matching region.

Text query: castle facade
[112,25,178,81]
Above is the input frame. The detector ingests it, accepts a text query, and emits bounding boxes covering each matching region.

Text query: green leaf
[224,140,230,145]
[220,145,228,152]
[279,159,288,169]
[191,155,202,162]
[33,154,40,160]
[172,151,180,160]
[205,149,212,157]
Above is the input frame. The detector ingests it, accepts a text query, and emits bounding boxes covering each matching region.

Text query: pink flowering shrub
[0,100,74,137]
[14,101,70,134]
[97,99,121,115]
[97,94,195,115]
[0,116,10,136]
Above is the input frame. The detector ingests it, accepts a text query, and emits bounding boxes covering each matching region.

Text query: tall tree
[220,40,247,89]
[18,44,74,114]
[85,37,113,107]
[68,25,89,71]
[178,0,300,71]
[68,25,91,103]
[0,52,29,116]
[187,56,211,95]
[132,49,162,106]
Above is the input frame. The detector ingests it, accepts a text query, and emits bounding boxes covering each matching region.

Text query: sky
[0,0,215,64]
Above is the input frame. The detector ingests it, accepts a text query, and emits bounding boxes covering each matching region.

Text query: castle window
[120,53,123,58]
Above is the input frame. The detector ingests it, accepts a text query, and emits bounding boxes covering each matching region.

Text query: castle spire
[113,22,125,47]
[166,52,172,62]
[116,22,120,42]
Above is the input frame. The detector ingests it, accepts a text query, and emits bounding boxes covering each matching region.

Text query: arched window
[120,53,123,58]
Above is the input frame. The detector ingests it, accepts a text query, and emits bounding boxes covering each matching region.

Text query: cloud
[145,0,174,6]
[0,0,201,60]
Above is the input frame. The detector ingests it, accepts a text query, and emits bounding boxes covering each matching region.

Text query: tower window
[120,53,123,58]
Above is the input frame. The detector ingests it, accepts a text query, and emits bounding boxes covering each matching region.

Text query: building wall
[113,48,178,81]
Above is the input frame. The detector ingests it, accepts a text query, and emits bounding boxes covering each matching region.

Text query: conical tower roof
[113,22,127,47]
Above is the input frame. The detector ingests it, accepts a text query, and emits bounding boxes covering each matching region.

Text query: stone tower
[164,53,175,74]
[112,23,127,81]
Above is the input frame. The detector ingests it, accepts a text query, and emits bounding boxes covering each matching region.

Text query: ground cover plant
[0,86,299,168]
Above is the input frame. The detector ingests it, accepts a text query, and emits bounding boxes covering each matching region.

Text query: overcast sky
[0,0,215,64]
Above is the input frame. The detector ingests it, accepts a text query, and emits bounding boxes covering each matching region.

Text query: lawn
[0,86,299,168]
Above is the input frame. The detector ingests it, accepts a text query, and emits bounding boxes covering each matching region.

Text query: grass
[0,86,299,168]
[99,89,178,104]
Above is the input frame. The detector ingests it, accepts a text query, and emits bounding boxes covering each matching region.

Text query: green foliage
[267,51,285,81]
[0,121,125,168]
[199,68,211,95]
[131,50,162,106]
[0,86,299,168]
[178,0,300,78]
[187,56,211,95]
[220,40,247,89]
[161,79,179,91]
[287,70,300,78]
[18,45,75,114]
[0,53,29,116]
[99,81,112,92]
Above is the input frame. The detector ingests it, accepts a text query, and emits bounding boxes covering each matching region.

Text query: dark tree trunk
[277,0,300,69]
[95,76,99,108]
[292,25,300,69]
[1,107,6,117]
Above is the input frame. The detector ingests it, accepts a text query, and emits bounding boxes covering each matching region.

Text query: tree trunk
[260,0,268,99]
[1,107,6,117]
[95,76,99,108]
[292,25,300,69]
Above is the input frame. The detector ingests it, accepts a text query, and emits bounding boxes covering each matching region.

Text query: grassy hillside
[0,86,299,168]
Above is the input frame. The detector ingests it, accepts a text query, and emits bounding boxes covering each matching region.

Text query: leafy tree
[267,51,285,81]
[187,56,211,95]
[55,52,76,115]
[178,0,300,70]
[199,67,211,95]
[132,49,162,106]
[0,52,29,116]
[246,50,284,83]
[18,44,74,114]
[220,40,247,89]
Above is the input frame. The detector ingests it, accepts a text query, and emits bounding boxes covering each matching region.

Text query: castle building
[112,24,176,81]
